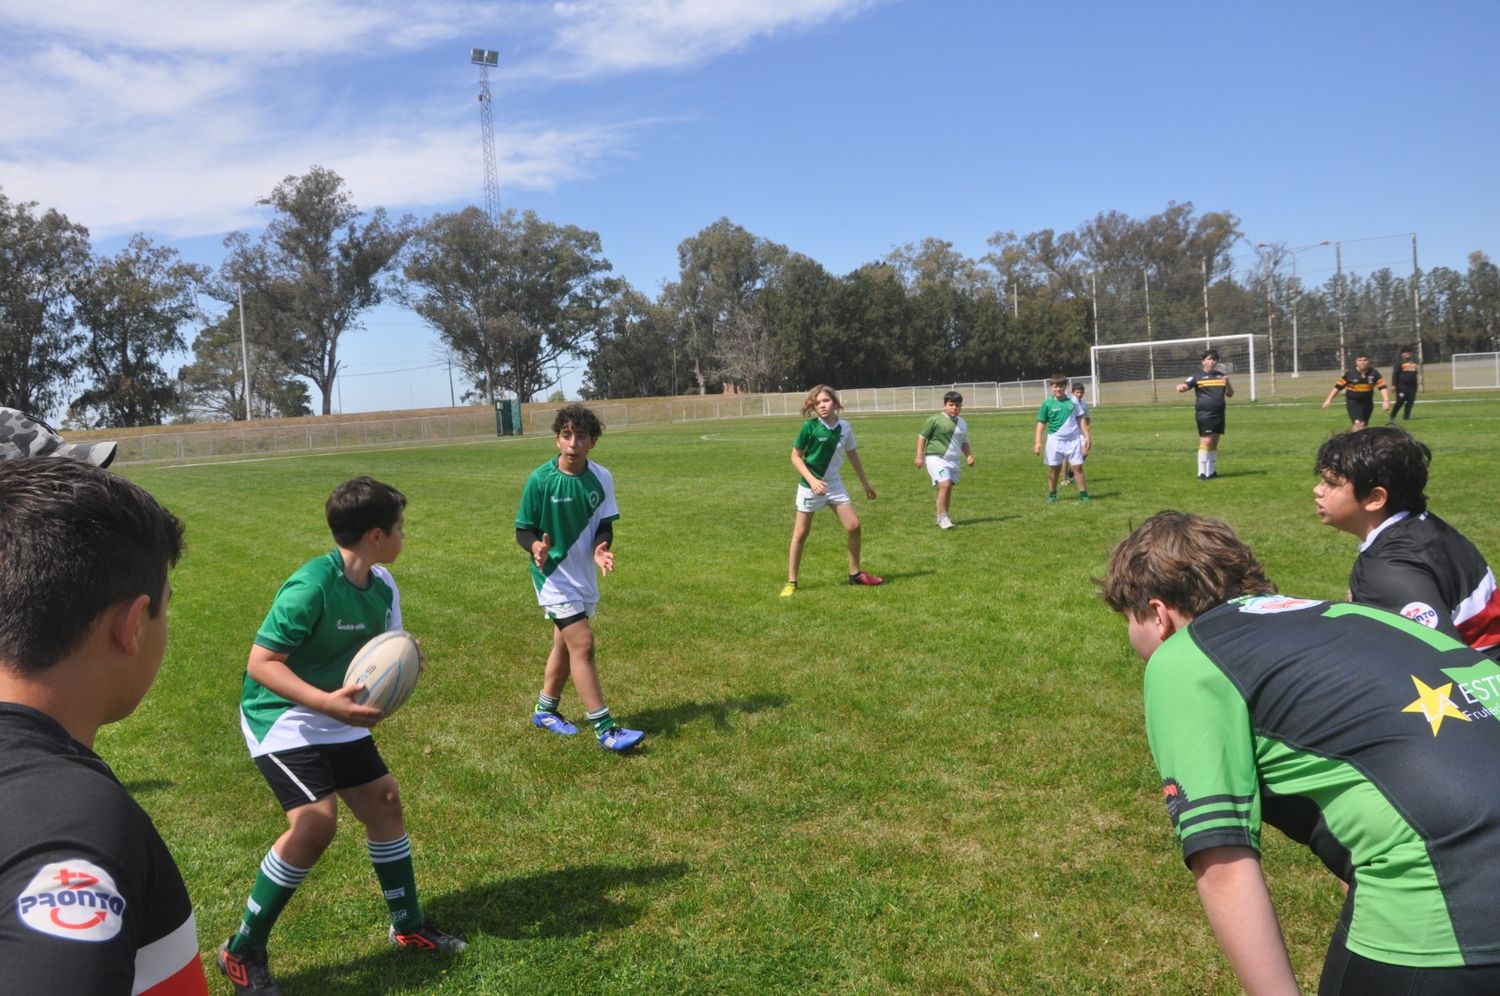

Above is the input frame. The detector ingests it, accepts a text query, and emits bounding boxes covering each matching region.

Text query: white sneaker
[937,515,954,530]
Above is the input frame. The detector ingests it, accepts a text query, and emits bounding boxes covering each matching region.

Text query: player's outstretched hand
[864,485,877,500]
[1033,441,1042,455]
[1322,399,1331,410]
[966,454,975,467]
[326,684,384,728]
[1175,383,1189,393]
[595,542,615,576]
[914,456,923,468]
[532,532,552,569]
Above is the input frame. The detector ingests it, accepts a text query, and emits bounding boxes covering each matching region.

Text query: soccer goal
[1452,352,1500,390]
[1090,334,1269,407]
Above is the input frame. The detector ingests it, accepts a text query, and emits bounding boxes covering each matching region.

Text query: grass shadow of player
[949,515,1016,527]
[629,692,790,738]
[120,778,174,795]
[274,862,690,995]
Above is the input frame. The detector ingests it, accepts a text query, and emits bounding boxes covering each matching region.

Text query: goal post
[1090,334,1269,407]
[1452,352,1500,390]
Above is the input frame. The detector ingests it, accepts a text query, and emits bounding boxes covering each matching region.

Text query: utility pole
[1144,269,1157,402]
[1336,241,1347,371]
[1202,257,1211,342]
[1411,233,1424,382]
[238,283,252,421]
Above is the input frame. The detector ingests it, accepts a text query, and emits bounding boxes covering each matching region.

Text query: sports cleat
[218,940,282,996]
[390,922,468,953]
[598,727,645,752]
[849,571,884,586]
[1079,492,1092,502]
[1045,493,1057,504]
[779,581,798,598]
[937,515,954,530]
[532,711,578,736]
[1206,472,1219,480]
[1197,474,1207,481]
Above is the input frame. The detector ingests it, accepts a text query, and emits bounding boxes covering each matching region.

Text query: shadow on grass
[630,692,790,738]
[949,515,1018,526]
[276,861,690,995]
[121,778,174,795]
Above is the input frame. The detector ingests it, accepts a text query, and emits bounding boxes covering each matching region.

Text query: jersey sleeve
[0,775,205,995]
[1373,370,1387,388]
[1036,401,1048,423]
[792,421,814,452]
[918,415,939,441]
[514,471,543,532]
[1349,556,1464,645]
[594,465,620,524]
[1143,631,1261,865]
[840,420,857,452]
[254,575,323,654]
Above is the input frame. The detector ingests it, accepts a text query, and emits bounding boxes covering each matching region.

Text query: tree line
[4,171,1499,427]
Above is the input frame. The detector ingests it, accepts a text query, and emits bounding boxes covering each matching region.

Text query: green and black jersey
[1144,595,1500,968]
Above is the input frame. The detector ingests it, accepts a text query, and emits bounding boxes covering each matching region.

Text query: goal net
[1452,352,1500,391]
[1090,334,1269,407]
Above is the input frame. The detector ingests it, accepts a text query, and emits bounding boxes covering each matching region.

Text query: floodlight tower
[470,48,501,224]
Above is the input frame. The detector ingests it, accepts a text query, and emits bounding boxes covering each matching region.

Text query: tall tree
[222,167,408,414]
[674,218,788,393]
[177,308,311,421]
[0,192,91,413]
[401,206,615,403]
[583,287,677,399]
[69,235,206,428]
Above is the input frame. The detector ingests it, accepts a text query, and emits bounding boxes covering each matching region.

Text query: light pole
[1256,240,1328,378]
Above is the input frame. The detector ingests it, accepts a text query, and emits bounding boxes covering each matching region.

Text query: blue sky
[3,0,1496,413]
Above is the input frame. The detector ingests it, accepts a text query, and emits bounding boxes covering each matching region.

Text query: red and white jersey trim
[1455,568,1500,652]
[132,914,208,995]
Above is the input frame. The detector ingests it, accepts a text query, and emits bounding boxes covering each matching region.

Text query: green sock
[369,835,423,930]
[535,692,561,715]
[586,706,616,734]
[228,849,308,953]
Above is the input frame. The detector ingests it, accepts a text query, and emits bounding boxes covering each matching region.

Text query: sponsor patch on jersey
[15,859,126,942]
[1400,601,1442,629]
[1238,596,1323,615]
[1160,778,1187,828]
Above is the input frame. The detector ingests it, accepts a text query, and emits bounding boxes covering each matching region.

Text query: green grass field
[106,395,1500,994]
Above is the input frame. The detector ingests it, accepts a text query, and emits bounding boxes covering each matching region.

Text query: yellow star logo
[1402,675,1471,736]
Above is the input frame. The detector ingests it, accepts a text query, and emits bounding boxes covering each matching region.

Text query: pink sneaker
[849,571,884,586]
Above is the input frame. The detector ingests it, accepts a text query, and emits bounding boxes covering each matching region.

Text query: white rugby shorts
[1044,435,1085,468]
[795,481,852,512]
[543,600,597,621]
[924,455,961,486]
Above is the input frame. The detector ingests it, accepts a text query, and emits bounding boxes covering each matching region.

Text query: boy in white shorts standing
[516,404,644,752]
[914,390,975,529]
[782,384,882,596]
[1034,374,1091,504]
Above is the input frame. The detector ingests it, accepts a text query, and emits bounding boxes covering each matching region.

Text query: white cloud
[531,0,884,78]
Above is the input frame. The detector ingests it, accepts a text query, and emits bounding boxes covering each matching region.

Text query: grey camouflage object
[0,408,117,466]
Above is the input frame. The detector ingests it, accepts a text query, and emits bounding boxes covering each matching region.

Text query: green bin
[495,399,523,436]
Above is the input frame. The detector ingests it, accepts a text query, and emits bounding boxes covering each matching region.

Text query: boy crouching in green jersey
[516,405,644,752]
[218,478,463,996]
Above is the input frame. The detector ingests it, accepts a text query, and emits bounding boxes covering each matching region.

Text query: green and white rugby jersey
[239,551,402,757]
[793,416,855,484]
[515,457,620,607]
[1146,595,1500,968]
[1036,396,1085,440]
[919,412,968,461]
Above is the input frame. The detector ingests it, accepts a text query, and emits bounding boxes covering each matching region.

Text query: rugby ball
[344,630,423,716]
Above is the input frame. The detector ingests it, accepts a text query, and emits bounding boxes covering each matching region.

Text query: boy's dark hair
[1099,510,1276,620]
[1202,349,1219,362]
[326,477,407,548]
[1399,345,1414,355]
[1049,373,1069,386]
[943,391,963,405]
[0,458,184,674]
[1314,426,1429,514]
[551,403,605,440]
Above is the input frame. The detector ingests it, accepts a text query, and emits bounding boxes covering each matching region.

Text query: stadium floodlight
[471,48,499,67]
[1256,241,1329,378]
[1091,333,1268,408]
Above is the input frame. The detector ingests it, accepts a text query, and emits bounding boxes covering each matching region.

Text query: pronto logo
[1238,596,1323,615]
[1400,602,1442,629]
[16,860,126,942]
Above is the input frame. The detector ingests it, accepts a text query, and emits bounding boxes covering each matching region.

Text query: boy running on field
[1322,353,1391,430]
[1034,375,1091,503]
[914,390,975,530]
[516,405,644,752]
[783,384,882,596]
[1062,383,1089,485]
[219,477,463,996]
